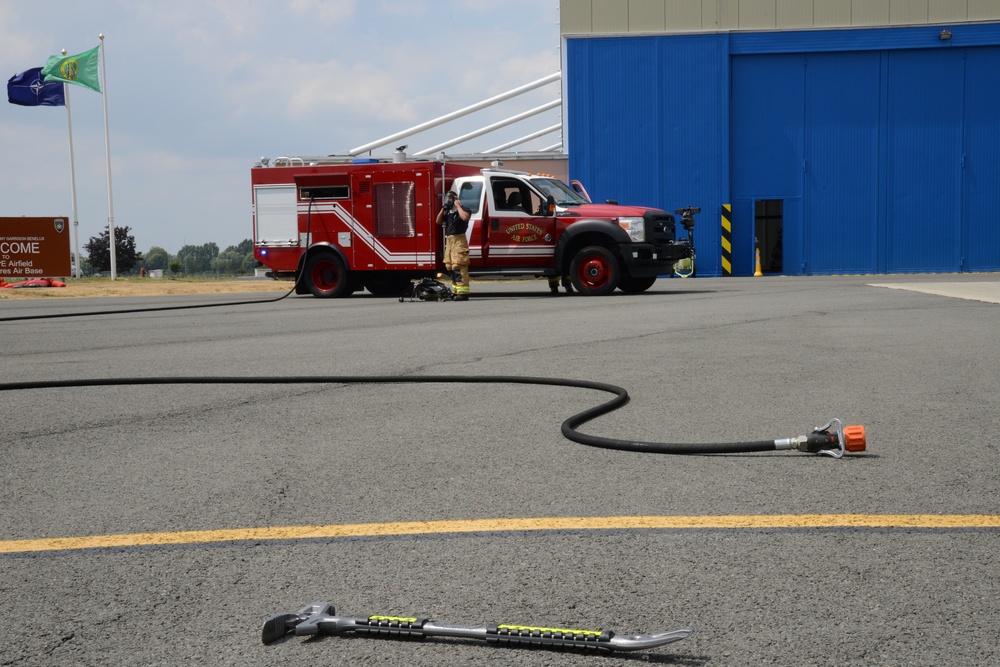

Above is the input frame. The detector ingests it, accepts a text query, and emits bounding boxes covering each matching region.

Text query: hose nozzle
[774,418,866,458]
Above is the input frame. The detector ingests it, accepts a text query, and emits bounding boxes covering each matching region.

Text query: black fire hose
[0,374,865,457]
[1,190,865,459]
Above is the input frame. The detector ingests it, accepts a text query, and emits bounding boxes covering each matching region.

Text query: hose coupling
[774,418,866,458]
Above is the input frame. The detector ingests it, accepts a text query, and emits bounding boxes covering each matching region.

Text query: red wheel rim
[577,255,612,290]
[310,259,340,292]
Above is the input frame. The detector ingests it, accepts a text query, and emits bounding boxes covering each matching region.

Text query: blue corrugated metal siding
[730,55,804,196]
[730,54,805,276]
[565,26,1000,276]
[963,47,1000,272]
[730,52,882,276]
[885,49,965,273]
[567,38,663,205]
[803,52,881,275]
[566,35,727,275]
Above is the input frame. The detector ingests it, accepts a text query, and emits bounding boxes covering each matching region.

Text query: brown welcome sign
[0,217,72,277]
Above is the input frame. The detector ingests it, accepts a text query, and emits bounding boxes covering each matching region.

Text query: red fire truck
[251,158,694,297]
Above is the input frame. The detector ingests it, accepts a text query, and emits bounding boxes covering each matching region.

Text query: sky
[1,0,561,256]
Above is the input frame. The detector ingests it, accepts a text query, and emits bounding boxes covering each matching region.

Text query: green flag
[41,45,101,93]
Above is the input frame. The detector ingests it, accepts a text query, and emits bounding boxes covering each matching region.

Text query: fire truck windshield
[529,177,591,206]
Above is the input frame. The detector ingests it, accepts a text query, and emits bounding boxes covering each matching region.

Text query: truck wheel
[618,275,657,293]
[303,252,350,298]
[363,274,412,297]
[570,246,620,296]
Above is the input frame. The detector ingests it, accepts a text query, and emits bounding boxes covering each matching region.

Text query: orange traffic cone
[754,248,763,277]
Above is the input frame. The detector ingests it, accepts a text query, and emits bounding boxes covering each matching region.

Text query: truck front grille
[644,211,676,243]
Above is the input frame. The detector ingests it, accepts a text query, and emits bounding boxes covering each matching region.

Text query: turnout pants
[444,233,470,296]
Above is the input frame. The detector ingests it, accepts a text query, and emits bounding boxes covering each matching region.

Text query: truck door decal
[483,176,556,265]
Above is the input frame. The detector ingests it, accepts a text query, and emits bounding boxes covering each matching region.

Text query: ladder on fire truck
[347,72,562,159]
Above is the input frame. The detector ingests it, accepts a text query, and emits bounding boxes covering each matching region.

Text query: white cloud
[224,56,418,125]
[202,0,270,36]
[0,6,31,60]
[288,0,357,24]
[376,0,430,19]
[0,1,58,62]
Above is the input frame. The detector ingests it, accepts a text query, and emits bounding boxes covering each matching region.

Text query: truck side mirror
[544,195,556,217]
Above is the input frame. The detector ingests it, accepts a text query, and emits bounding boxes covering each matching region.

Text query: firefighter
[436,189,471,300]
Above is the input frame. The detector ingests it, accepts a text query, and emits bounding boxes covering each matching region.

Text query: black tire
[303,252,350,298]
[569,245,620,296]
[618,275,657,293]
[363,274,413,297]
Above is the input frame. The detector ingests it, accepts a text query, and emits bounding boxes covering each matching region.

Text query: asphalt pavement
[1,274,998,666]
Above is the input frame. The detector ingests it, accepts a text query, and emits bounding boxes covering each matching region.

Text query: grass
[0,276,290,299]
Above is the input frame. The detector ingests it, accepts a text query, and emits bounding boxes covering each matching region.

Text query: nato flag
[7,67,65,106]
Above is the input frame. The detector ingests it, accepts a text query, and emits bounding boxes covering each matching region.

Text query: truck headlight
[617,217,645,243]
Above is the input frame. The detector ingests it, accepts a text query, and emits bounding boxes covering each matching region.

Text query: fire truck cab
[251,158,693,297]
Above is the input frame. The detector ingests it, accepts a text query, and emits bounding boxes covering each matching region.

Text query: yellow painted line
[2,514,998,555]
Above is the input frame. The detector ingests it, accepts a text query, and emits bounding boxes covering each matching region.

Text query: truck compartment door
[350,170,434,270]
[254,185,298,247]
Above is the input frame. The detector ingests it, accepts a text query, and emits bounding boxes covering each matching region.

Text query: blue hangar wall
[565,23,1000,277]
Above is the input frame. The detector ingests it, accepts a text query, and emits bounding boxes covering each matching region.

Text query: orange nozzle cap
[843,425,866,452]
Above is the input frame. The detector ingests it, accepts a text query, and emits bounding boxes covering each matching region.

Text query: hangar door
[731,46,1000,275]
[960,47,1000,272]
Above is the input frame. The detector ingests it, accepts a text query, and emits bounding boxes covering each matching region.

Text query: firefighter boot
[453,270,470,301]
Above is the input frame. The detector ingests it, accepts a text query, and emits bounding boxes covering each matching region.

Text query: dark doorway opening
[754,199,783,274]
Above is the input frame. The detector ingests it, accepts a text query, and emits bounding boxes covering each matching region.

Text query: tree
[144,246,170,271]
[213,249,245,275]
[242,252,260,274]
[84,226,143,274]
[227,239,253,255]
[216,239,257,275]
[176,242,219,274]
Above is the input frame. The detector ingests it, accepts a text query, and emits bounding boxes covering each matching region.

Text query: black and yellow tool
[262,601,692,653]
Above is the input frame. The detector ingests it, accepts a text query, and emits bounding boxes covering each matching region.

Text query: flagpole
[98,33,117,280]
[61,69,81,279]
